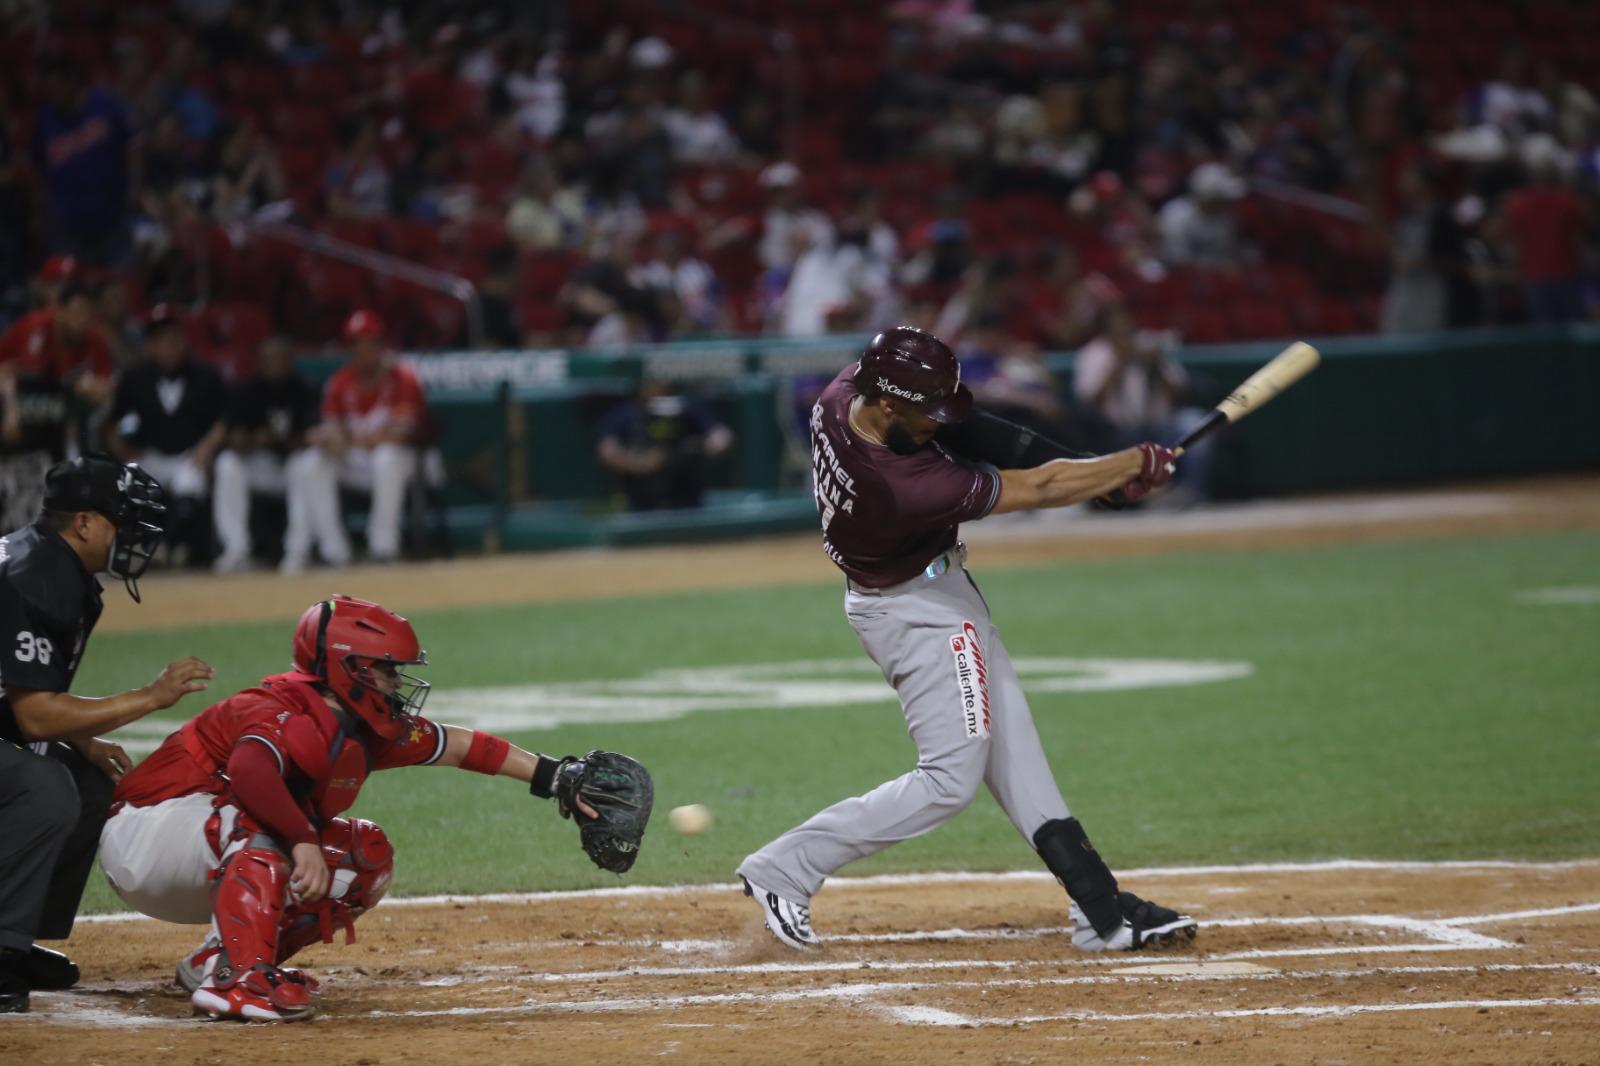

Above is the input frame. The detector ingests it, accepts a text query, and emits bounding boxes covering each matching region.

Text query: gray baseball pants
[738,546,1071,904]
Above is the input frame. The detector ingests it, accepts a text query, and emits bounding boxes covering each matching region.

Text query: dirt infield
[98,474,1600,632]
[5,862,1599,1064]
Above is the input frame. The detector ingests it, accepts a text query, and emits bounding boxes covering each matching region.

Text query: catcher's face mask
[343,652,431,729]
[294,595,430,741]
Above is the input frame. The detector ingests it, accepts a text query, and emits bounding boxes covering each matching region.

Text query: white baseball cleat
[1071,892,1198,952]
[742,876,821,950]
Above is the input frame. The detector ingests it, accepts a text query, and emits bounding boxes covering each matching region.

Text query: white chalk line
[74,857,1600,925]
[1439,900,1600,926]
[880,995,1600,1028]
[367,963,1600,1021]
[416,901,1600,965]
[386,904,1600,992]
[1515,586,1600,606]
[22,962,1599,1030]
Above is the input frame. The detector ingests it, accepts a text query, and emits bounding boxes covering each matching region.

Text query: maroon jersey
[811,366,1000,588]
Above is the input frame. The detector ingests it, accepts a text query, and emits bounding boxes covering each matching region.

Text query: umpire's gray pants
[738,552,1070,903]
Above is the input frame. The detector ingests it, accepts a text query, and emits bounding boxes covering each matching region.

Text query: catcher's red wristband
[459,730,510,776]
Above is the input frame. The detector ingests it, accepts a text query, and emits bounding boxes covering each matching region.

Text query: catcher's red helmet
[342,308,386,343]
[292,595,429,740]
[854,326,973,424]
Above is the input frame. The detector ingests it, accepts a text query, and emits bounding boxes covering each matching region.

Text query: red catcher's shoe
[191,964,315,1022]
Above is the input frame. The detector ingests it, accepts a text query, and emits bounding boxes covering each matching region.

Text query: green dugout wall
[294,325,1599,549]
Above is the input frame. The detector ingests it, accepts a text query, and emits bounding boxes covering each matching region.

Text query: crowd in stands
[0,1,1597,530]
[2,1,1596,360]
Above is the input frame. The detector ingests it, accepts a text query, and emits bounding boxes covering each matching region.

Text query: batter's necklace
[848,398,886,445]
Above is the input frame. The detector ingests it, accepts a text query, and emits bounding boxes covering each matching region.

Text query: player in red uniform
[293,310,428,568]
[100,594,603,1021]
[0,280,115,405]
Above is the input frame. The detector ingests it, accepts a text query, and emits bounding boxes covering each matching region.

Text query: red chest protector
[256,674,375,824]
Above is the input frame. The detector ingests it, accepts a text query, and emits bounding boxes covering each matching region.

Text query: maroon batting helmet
[854,326,974,424]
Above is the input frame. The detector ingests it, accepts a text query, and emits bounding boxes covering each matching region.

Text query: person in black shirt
[0,455,213,1013]
[596,381,733,511]
[105,304,227,566]
[211,336,325,573]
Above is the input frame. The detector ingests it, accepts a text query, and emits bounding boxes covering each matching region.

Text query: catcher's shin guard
[192,837,313,1020]
[278,817,394,963]
[209,837,293,983]
[1033,817,1122,938]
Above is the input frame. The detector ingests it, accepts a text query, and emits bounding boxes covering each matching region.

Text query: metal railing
[1247,177,1368,222]
[245,219,486,347]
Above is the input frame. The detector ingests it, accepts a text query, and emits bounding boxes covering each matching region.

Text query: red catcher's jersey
[114,671,446,822]
[321,360,425,440]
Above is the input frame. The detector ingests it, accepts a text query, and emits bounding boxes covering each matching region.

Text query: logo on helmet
[877,378,927,402]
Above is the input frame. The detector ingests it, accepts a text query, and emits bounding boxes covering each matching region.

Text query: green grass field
[76,530,1600,914]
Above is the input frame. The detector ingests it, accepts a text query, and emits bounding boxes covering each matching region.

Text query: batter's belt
[846,542,967,596]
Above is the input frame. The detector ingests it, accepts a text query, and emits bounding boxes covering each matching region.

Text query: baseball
[668,803,713,835]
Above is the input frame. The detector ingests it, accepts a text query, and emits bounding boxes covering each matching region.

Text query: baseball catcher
[98,595,652,1022]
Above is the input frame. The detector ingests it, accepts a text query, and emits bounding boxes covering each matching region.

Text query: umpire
[0,455,213,1013]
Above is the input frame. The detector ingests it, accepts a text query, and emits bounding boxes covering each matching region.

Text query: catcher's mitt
[554,750,654,873]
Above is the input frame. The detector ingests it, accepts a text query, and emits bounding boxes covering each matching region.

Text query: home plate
[1108,961,1273,976]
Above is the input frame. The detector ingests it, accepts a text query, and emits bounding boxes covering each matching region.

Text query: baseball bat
[1172,340,1320,456]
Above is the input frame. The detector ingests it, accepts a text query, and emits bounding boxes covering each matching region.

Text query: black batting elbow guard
[936,409,1094,469]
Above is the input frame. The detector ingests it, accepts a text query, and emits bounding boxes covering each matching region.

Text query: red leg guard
[210,837,292,986]
[278,818,395,964]
[195,834,314,1020]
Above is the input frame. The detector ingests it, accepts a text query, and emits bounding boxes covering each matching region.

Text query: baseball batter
[739,326,1196,952]
[99,595,653,1022]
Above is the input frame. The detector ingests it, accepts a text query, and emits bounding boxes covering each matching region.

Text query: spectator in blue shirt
[31,61,135,267]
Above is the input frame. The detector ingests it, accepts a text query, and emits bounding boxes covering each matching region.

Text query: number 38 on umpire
[0,454,213,1014]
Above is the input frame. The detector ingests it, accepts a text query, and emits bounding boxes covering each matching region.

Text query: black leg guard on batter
[1033,818,1122,937]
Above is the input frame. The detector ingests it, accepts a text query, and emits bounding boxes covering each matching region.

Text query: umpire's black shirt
[110,358,226,455]
[0,524,103,746]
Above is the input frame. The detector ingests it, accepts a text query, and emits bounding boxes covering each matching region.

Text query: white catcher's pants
[100,793,239,925]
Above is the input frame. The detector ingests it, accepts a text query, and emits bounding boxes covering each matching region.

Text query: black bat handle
[1173,409,1227,453]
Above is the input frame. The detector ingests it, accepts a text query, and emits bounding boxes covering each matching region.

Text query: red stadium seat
[321,218,381,250]
[518,295,563,336]
[519,252,579,300]
[1231,299,1295,340]
[204,303,274,353]
[296,259,374,342]
[449,217,511,259]
[381,219,443,262]
[1176,304,1233,344]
